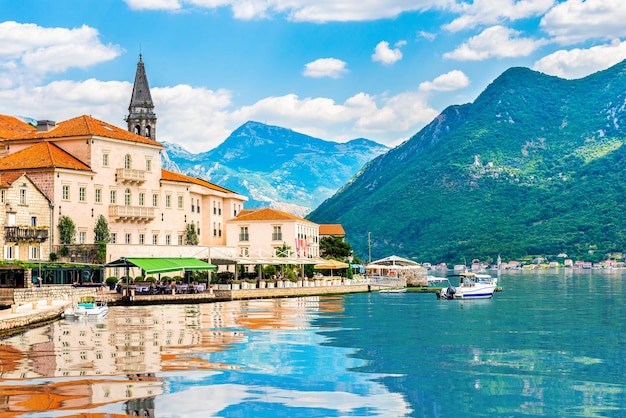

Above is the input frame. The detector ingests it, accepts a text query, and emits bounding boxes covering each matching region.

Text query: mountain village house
[0,56,320,288]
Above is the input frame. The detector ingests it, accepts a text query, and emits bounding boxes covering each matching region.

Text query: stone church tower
[126,54,157,140]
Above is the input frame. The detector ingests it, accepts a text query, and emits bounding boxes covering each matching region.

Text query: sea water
[0,270,624,417]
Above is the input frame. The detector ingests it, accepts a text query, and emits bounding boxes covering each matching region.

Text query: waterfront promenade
[0,278,401,336]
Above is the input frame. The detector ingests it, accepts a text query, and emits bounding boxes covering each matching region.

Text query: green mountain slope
[308,60,626,264]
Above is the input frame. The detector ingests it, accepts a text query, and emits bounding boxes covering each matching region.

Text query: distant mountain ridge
[308,59,626,264]
[162,121,388,216]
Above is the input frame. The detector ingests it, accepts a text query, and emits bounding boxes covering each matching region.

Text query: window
[95,188,102,203]
[124,189,131,206]
[239,227,249,242]
[272,226,282,241]
[4,245,17,260]
[29,246,39,260]
[139,234,145,244]
[197,221,200,236]
[1,190,5,203]
[139,192,145,206]
[165,195,171,208]
[19,189,26,204]
[102,153,109,167]
[166,235,171,245]
[124,154,132,169]
[146,159,152,172]
[178,196,183,209]
[125,233,131,244]
[31,217,37,226]
[197,199,200,213]
[110,233,117,244]
[79,187,86,202]
[62,185,70,200]
[213,202,216,215]
[152,194,158,207]
[191,201,195,213]
[240,247,249,257]
[219,223,222,237]
[152,234,158,245]
[110,190,116,204]
[79,231,86,244]
[213,222,217,237]
[7,213,15,226]
[178,235,183,245]
[218,202,221,215]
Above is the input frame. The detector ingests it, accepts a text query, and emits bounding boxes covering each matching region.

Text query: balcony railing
[4,226,49,243]
[116,168,146,184]
[109,205,155,222]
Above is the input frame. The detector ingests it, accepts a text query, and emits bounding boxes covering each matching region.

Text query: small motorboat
[379,288,408,293]
[436,272,497,300]
[64,295,109,318]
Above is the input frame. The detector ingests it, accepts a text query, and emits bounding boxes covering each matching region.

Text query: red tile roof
[161,169,237,194]
[0,115,36,139]
[319,224,345,236]
[0,171,25,187]
[5,115,162,147]
[233,207,315,223]
[0,142,91,171]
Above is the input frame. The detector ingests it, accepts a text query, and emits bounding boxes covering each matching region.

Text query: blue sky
[1,0,626,152]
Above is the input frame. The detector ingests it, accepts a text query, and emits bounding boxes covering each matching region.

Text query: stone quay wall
[0,302,70,333]
[13,286,97,305]
[215,284,372,300]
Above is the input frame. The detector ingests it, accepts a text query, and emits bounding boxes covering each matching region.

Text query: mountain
[308,60,626,264]
[161,121,388,217]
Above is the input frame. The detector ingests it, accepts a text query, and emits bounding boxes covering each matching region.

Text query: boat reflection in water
[0,297,408,417]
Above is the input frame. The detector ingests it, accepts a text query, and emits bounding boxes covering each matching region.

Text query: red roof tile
[0,115,36,139]
[0,172,25,187]
[161,169,237,194]
[319,224,345,235]
[233,207,314,223]
[0,142,91,171]
[7,115,162,147]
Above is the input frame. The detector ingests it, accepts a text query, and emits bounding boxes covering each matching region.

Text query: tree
[58,215,76,245]
[320,236,352,259]
[184,223,199,245]
[93,215,110,243]
[93,215,110,264]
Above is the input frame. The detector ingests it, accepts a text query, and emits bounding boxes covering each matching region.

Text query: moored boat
[436,272,497,300]
[64,296,109,318]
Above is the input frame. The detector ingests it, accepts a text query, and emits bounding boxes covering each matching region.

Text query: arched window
[125,188,131,206]
[124,154,132,169]
[145,126,151,138]
[134,125,140,135]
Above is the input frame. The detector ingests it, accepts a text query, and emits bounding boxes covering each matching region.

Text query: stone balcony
[109,205,155,222]
[4,226,49,243]
[116,167,146,184]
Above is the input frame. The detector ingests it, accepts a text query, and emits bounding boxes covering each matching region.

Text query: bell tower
[126,54,157,140]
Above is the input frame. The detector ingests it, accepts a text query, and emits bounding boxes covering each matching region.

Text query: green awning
[105,257,216,274]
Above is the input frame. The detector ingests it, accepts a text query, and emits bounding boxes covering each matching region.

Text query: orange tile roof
[0,172,24,187]
[7,114,162,147]
[0,115,36,139]
[161,169,238,194]
[0,142,91,172]
[319,224,345,235]
[234,207,315,223]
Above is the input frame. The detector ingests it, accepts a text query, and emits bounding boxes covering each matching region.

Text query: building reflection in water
[0,296,330,416]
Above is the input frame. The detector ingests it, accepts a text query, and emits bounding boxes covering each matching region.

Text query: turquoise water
[0,270,625,417]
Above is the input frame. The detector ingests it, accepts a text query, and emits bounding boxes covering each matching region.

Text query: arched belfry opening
[126,54,157,140]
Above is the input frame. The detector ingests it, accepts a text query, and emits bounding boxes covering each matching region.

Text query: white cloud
[445,0,555,32]
[127,0,440,22]
[540,0,626,45]
[303,58,348,78]
[0,22,122,86]
[533,39,626,79]
[419,70,470,92]
[372,41,404,65]
[444,25,546,61]
[125,0,182,10]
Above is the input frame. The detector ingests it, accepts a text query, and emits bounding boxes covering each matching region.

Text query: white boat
[379,288,407,293]
[437,272,497,300]
[64,296,109,318]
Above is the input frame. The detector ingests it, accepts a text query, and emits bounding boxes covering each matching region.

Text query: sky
[1,0,626,153]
